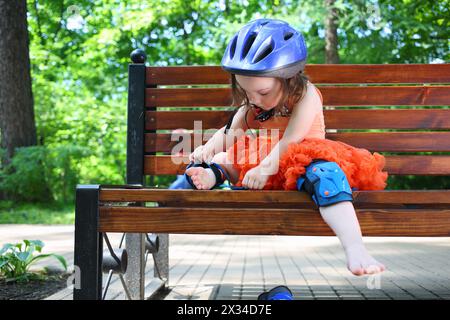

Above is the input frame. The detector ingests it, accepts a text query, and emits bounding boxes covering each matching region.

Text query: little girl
[182,18,388,276]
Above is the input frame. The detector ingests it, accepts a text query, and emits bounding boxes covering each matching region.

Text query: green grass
[0,201,74,225]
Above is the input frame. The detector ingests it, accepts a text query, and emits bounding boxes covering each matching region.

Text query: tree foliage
[1,0,448,203]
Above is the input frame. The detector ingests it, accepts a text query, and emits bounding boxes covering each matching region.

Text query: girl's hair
[230,70,310,114]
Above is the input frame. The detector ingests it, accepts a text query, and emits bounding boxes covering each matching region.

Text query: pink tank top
[246,82,326,140]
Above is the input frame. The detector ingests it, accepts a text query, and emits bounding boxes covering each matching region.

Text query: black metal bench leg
[154,234,169,283]
[74,184,102,300]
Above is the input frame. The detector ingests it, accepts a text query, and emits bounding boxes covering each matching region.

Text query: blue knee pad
[296,160,353,207]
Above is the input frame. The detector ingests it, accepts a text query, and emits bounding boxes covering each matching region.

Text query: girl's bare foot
[185,167,216,189]
[345,243,386,276]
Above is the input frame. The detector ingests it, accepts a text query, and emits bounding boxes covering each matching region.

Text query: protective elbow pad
[296,160,353,207]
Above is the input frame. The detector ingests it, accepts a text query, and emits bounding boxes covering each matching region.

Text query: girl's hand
[189,144,215,163]
[242,165,270,190]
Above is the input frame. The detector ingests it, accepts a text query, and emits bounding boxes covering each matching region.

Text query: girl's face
[235,75,283,111]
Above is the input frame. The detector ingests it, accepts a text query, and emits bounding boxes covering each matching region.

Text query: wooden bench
[73,49,450,300]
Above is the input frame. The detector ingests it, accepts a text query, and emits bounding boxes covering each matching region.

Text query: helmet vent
[242,32,257,59]
[229,36,237,59]
[284,32,294,41]
[253,41,274,64]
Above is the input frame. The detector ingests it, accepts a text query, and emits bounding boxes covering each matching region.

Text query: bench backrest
[125,56,450,187]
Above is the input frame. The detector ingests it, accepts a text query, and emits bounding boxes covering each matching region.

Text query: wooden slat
[99,206,450,236]
[155,201,419,210]
[326,132,450,152]
[146,86,450,107]
[309,64,450,84]
[146,109,450,130]
[99,189,450,205]
[146,64,450,85]
[143,155,450,175]
[146,88,231,106]
[144,132,450,153]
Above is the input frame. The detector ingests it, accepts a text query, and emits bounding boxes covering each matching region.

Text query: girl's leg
[319,201,386,276]
[185,152,240,189]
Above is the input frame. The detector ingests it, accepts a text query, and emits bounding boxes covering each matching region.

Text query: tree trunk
[0,0,37,201]
[324,0,340,64]
[0,0,37,167]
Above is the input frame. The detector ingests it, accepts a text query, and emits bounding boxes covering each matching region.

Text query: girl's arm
[259,82,323,174]
[202,105,249,156]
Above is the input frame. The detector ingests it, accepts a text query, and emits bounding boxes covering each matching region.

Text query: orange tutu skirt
[226,135,388,191]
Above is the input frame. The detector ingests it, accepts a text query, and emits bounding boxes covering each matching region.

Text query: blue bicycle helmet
[221,18,307,78]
